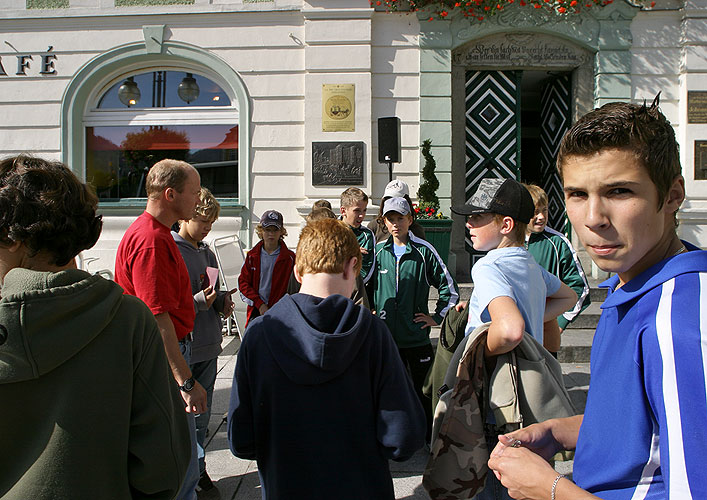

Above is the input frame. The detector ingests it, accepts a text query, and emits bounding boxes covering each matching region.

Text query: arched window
[84,69,239,201]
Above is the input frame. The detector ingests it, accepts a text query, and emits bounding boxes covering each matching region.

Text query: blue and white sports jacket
[574,242,707,499]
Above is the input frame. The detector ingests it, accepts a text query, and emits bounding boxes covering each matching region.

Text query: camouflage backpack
[423,322,576,499]
[422,324,489,500]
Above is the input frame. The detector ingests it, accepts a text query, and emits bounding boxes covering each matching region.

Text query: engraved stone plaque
[452,33,591,68]
[312,142,364,186]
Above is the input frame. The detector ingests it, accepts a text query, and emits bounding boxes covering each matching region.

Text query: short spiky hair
[340,187,368,209]
[557,97,681,209]
[295,219,362,277]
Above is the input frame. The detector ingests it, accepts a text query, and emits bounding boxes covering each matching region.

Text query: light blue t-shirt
[393,242,406,261]
[465,246,561,343]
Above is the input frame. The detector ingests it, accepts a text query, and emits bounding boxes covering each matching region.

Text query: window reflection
[97,71,230,108]
[86,125,238,200]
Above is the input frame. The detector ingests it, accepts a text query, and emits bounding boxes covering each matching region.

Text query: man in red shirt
[115,158,206,500]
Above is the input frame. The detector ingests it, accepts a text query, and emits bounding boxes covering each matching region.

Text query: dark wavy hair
[0,155,103,266]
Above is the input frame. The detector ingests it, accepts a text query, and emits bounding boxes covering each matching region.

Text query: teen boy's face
[384,211,412,239]
[529,205,548,233]
[562,148,684,284]
[465,213,503,252]
[182,215,215,244]
[341,200,368,228]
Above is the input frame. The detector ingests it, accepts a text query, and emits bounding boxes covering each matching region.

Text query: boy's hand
[258,304,269,315]
[360,246,368,255]
[203,286,217,309]
[455,300,468,312]
[413,313,437,328]
[223,289,236,316]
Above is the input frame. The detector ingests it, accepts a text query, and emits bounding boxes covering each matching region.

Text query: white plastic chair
[76,252,114,280]
[209,234,247,338]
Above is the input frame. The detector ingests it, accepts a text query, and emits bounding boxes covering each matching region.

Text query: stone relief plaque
[695,141,707,180]
[312,142,364,186]
[688,91,707,124]
[452,33,592,68]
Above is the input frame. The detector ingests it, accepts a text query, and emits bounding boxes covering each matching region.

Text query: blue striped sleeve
[644,273,707,499]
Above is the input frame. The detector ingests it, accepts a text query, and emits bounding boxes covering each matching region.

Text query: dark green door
[539,74,572,235]
[464,70,522,267]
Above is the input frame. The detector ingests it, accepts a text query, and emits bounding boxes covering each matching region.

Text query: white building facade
[0,0,705,279]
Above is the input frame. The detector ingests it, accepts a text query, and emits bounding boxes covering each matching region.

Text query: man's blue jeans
[190,357,218,475]
[176,339,199,500]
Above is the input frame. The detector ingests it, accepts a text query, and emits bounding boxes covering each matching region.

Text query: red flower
[376,0,381,4]
[440,10,449,16]
[558,6,566,11]
[534,3,542,7]
[477,14,484,19]
[650,0,655,5]
[455,1,462,5]
[484,5,490,9]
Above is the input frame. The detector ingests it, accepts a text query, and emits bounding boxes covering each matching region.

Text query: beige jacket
[423,322,576,500]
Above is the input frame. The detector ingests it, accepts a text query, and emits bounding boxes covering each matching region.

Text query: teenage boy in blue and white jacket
[489,99,707,500]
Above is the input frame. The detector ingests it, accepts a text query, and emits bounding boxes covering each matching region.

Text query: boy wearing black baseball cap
[447,178,576,498]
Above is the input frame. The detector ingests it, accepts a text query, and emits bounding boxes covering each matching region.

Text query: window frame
[84,68,240,207]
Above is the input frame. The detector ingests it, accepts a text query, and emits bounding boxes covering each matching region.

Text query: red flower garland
[371,0,633,21]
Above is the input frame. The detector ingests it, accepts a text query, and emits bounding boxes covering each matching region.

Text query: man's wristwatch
[179,377,195,393]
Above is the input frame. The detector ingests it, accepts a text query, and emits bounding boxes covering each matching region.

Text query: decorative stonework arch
[60,30,252,216]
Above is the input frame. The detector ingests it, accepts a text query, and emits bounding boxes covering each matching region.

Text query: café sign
[0,46,57,76]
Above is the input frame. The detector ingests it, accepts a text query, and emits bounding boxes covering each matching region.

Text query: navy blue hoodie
[227,293,425,499]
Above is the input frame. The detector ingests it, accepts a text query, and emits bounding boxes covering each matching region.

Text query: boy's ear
[663,175,685,213]
[342,256,358,280]
[499,216,515,235]
[294,265,303,284]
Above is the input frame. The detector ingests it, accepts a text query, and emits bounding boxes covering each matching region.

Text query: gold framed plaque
[322,84,355,132]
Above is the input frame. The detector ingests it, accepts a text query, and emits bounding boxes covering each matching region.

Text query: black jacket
[228,293,425,499]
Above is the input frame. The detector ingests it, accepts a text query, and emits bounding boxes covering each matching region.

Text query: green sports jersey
[526,227,591,329]
[372,233,459,348]
[351,224,376,284]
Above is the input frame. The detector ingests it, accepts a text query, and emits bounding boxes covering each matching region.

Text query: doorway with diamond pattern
[464,69,571,270]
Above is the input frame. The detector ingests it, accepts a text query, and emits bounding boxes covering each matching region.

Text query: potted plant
[415,139,454,264]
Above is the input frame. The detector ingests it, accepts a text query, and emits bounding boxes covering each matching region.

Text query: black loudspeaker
[378,117,401,163]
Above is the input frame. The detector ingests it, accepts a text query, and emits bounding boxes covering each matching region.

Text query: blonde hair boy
[339,187,376,284]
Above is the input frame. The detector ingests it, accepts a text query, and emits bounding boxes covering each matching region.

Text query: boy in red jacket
[238,210,295,326]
